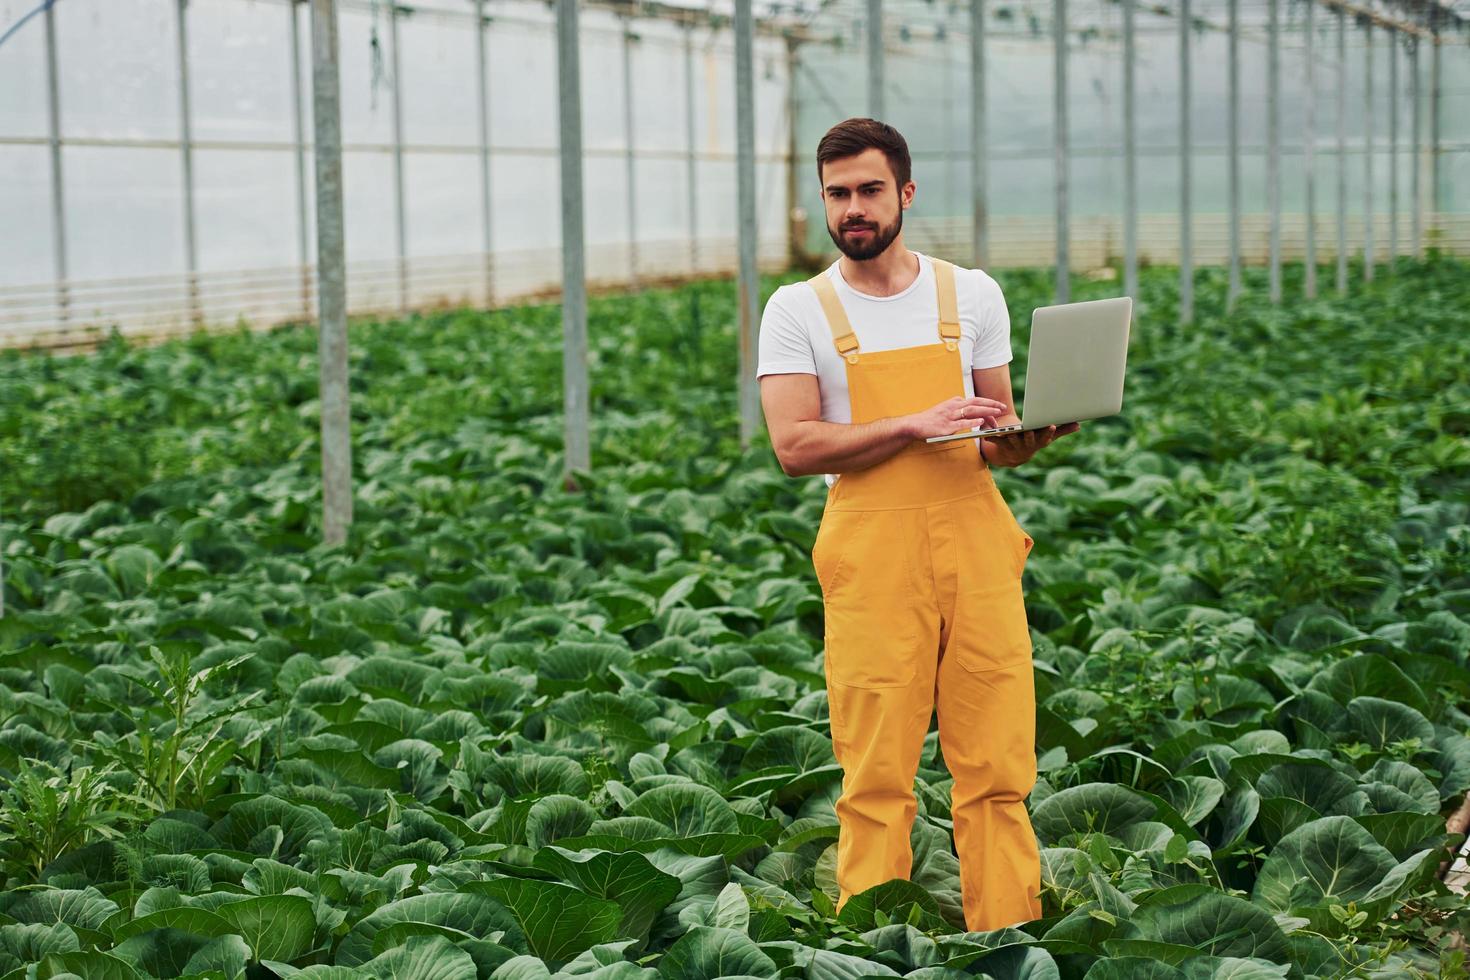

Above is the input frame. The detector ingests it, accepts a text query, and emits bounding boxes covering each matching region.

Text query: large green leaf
[531,847,682,943]
[359,935,478,980]
[216,895,316,963]
[1030,783,1156,842]
[462,878,621,970]
[1251,816,1398,913]
[336,893,527,966]
[654,926,777,979]
[622,784,740,837]
[1131,887,1290,962]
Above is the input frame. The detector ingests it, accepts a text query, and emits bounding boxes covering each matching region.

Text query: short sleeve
[970,272,1013,369]
[757,286,818,379]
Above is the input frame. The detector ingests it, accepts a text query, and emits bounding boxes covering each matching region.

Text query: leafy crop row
[0,256,1467,979]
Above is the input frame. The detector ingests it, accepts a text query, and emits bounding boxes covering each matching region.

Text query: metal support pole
[310,0,352,545]
[1267,0,1280,304]
[622,22,639,289]
[735,0,760,448]
[176,0,200,325]
[1363,21,1373,283]
[388,2,408,311]
[1388,31,1398,267]
[971,0,987,268]
[1054,0,1068,304]
[1410,36,1421,257]
[1304,0,1316,298]
[1336,7,1347,293]
[290,1,311,319]
[785,36,801,267]
[1179,0,1191,325]
[1431,31,1442,232]
[44,0,67,325]
[943,30,954,241]
[475,0,495,305]
[867,0,883,118]
[555,0,590,483]
[1225,0,1238,309]
[685,23,699,274]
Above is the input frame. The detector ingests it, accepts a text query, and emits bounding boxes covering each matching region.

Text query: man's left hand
[982,422,1081,468]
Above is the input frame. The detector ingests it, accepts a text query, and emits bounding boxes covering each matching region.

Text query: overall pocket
[817,509,922,690]
[948,493,1033,672]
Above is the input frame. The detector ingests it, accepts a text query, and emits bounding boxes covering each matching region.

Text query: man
[756,118,1079,932]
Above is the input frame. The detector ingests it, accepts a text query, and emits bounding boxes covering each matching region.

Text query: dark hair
[816,118,912,189]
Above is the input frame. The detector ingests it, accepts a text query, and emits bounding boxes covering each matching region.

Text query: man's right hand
[905,396,1012,440]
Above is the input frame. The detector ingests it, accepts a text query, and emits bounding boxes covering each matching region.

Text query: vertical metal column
[1363,21,1373,283]
[389,3,408,311]
[290,1,311,318]
[1410,36,1421,257]
[1224,0,1238,309]
[867,0,883,118]
[1388,31,1398,267]
[176,0,200,325]
[736,0,760,447]
[971,0,987,268]
[1054,0,1068,304]
[1431,29,1442,231]
[556,0,590,483]
[44,0,67,325]
[622,22,639,289]
[1304,0,1316,298]
[1179,0,1191,325]
[943,31,955,230]
[1336,7,1347,293]
[685,23,699,274]
[310,0,352,545]
[475,0,495,305]
[1267,0,1280,304]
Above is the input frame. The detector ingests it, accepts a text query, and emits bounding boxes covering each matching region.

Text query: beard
[827,209,903,261]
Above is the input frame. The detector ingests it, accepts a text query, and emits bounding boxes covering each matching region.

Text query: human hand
[905,396,1012,440]
[982,422,1081,467]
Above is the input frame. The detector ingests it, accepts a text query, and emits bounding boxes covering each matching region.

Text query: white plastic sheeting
[792,0,1470,271]
[0,0,793,349]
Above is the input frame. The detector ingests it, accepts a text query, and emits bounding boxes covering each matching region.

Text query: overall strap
[931,257,962,350]
[808,271,860,363]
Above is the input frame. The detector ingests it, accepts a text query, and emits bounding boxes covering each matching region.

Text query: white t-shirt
[756,251,1013,487]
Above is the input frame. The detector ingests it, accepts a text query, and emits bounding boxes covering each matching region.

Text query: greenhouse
[1,0,1469,976]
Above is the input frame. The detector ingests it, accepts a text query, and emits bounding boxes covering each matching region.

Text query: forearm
[784,416,916,477]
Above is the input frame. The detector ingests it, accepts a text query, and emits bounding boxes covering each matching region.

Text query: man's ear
[900,181,916,209]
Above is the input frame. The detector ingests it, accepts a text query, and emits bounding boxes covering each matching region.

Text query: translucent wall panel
[57,0,179,140]
[0,2,48,139]
[491,154,559,252]
[0,146,55,284]
[338,6,396,147]
[488,17,557,152]
[341,150,396,265]
[399,10,479,148]
[64,146,183,279]
[193,149,298,272]
[404,154,482,257]
[189,0,295,143]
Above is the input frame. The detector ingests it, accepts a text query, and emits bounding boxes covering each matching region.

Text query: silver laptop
[926,295,1133,443]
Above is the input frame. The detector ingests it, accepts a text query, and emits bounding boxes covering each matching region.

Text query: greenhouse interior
[2,0,1470,977]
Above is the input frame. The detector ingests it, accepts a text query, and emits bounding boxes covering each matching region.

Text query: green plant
[0,760,145,882]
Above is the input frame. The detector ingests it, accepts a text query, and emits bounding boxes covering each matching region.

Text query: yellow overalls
[808,257,1043,932]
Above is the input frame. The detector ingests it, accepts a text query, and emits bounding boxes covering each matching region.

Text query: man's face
[819,148,913,261]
